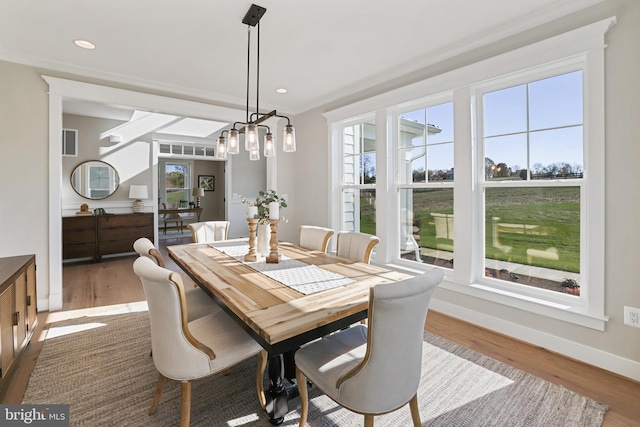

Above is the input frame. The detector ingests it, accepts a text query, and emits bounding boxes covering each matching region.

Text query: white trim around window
[325,17,616,330]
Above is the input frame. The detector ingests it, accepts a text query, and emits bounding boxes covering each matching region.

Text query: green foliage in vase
[242,190,288,224]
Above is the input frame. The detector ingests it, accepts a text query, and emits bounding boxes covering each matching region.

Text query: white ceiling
[1,0,601,118]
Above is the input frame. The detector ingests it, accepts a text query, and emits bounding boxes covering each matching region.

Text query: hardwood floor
[4,235,640,426]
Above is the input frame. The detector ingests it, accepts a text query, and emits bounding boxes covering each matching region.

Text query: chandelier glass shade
[215,4,296,161]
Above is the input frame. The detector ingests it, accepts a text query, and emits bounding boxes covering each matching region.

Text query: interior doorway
[158,158,226,238]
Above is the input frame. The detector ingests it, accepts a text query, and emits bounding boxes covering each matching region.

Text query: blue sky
[399,70,583,173]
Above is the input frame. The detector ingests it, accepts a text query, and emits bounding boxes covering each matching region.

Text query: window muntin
[481,70,584,297]
[397,101,454,266]
[158,143,218,159]
[398,102,454,184]
[483,71,583,182]
[340,120,376,234]
[343,122,376,185]
[88,164,114,198]
[164,162,191,205]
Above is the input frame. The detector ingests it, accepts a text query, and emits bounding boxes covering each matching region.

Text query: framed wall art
[198,175,215,191]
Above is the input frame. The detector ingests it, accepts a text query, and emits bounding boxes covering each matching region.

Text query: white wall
[0,61,49,303]
[287,107,332,239]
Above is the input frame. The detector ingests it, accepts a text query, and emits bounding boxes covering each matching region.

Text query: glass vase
[257,222,271,257]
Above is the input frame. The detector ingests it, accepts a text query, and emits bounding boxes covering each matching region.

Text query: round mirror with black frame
[70,160,120,200]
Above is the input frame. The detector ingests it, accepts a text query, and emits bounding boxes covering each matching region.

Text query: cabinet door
[14,272,27,351]
[0,286,15,377]
[26,262,37,334]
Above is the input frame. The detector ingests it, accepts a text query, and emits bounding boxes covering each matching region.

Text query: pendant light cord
[256,22,260,118]
[246,26,251,123]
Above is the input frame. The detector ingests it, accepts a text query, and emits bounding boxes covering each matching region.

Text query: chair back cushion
[336,231,380,263]
[188,221,230,243]
[299,225,334,252]
[133,257,214,380]
[133,237,165,267]
[338,268,444,412]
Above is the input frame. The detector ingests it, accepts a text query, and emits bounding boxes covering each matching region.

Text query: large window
[328,19,609,329]
[480,71,583,296]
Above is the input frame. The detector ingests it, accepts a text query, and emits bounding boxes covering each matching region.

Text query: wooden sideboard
[0,254,37,401]
[63,213,154,262]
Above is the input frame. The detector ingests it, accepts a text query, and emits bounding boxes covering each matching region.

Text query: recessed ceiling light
[74,40,96,50]
[275,88,288,94]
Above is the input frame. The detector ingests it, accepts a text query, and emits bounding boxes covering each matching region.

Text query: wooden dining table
[168,240,413,425]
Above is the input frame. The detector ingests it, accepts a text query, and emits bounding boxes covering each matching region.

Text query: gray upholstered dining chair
[187,221,230,243]
[133,237,217,321]
[299,225,335,252]
[335,231,380,264]
[133,256,268,427]
[294,268,444,427]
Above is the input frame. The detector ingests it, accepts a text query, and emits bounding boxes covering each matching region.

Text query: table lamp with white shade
[193,187,204,207]
[129,185,148,213]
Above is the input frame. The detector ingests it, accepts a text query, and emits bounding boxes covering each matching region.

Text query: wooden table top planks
[168,242,412,348]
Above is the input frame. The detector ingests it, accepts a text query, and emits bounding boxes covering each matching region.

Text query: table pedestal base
[265,352,300,425]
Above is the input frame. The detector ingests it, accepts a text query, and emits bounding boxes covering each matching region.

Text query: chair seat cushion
[295,325,368,403]
[188,310,263,375]
[184,287,220,322]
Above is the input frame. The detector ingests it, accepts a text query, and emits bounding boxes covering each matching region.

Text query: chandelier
[216,4,296,161]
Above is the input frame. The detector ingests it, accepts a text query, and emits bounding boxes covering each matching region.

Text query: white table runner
[209,242,355,295]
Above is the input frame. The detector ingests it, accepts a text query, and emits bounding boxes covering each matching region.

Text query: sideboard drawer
[62,216,97,260]
[97,213,154,259]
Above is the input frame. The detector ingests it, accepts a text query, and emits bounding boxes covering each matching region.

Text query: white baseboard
[430,298,640,382]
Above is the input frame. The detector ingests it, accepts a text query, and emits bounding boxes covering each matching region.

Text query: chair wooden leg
[180,381,192,427]
[295,367,309,427]
[148,373,166,415]
[364,414,374,427]
[409,394,421,427]
[256,350,268,410]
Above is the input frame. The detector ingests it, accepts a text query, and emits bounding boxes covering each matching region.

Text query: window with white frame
[479,70,583,296]
[328,18,610,329]
[397,101,454,266]
[340,119,377,235]
[163,162,192,206]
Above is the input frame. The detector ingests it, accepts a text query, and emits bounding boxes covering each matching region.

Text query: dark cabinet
[62,216,97,261]
[63,213,153,261]
[98,214,154,258]
[0,255,37,401]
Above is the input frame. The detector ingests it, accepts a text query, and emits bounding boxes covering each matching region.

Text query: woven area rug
[23,312,608,426]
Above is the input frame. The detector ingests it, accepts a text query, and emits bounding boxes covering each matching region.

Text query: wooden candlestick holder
[245,218,259,262]
[266,220,280,263]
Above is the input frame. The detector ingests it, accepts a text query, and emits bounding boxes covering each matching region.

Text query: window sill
[440,279,609,331]
[382,260,607,330]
